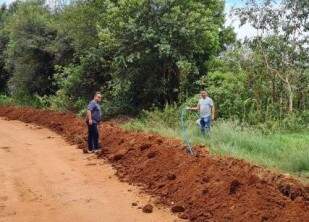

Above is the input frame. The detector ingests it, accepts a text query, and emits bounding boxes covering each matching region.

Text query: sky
[0,0,247,8]
[225,0,258,39]
[0,0,255,39]
[0,0,14,5]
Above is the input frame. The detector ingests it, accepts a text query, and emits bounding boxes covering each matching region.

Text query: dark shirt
[87,100,102,124]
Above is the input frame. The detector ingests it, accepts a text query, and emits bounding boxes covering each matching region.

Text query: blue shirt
[87,100,102,124]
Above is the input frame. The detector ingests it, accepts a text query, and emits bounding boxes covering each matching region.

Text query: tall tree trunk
[286,78,293,113]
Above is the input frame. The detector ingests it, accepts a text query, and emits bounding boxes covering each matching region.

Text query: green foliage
[50,46,113,111]
[96,0,233,107]
[0,94,13,105]
[194,41,309,129]
[139,104,181,129]
[100,78,135,117]
[0,5,10,92]
[0,92,49,108]
[39,0,231,115]
[4,0,57,96]
[56,0,107,54]
[234,0,309,114]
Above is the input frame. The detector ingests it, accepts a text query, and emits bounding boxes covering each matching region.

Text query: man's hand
[187,107,198,111]
[87,110,92,125]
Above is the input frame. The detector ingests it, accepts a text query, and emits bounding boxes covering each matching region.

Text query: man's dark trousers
[88,123,99,151]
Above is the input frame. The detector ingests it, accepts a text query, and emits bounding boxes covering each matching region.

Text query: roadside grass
[0,94,50,108]
[123,109,309,181]
[0,94,14,106]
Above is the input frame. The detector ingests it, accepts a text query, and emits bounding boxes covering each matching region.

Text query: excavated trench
[0,106,308,222]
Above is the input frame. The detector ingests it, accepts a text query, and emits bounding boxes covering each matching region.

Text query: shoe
[94,149,101,155]
[83,148,93,154]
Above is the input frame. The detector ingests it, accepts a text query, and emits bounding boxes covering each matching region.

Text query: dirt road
[0,118,180,222]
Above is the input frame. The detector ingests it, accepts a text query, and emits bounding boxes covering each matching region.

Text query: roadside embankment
[0,106,308,222]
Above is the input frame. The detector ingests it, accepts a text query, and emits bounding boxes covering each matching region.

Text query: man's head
[94,92,102,103]
[200,90,208,99]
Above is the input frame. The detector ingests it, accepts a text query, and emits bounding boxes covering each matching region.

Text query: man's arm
[187,103,200,111]
[87,110,93,125]
[211,104,215,120]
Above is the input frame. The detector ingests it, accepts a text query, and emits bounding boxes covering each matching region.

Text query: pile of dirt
[0,106,308,222]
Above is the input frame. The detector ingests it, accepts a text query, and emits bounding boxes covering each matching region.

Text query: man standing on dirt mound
[188,90,215,135]
[86,92,102,154]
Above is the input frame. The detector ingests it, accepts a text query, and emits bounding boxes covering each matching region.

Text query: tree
[4,0,57,96]
[50,0,113,109]
[55,0,108,55]
[0,4,9,92]
[234,0,309,113]
[98,0,235,108]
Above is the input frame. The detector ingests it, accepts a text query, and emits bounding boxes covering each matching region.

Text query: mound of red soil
[0,106,308,222]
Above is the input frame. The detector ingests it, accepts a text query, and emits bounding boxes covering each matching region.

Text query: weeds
[0,93,50,109]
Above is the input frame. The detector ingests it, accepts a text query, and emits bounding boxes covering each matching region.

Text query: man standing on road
[86,92,102,153]
[188,90,215,135]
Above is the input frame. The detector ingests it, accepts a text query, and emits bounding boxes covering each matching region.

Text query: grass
[123,108,309,182]
[0,93,49,108]
[0,94,14,106]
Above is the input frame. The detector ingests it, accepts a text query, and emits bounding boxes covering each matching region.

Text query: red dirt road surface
[0,106,308,222]
[0,118,180,222]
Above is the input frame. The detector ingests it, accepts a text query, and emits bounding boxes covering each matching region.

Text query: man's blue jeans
[200,116,212,135]
[88,123,99,151]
